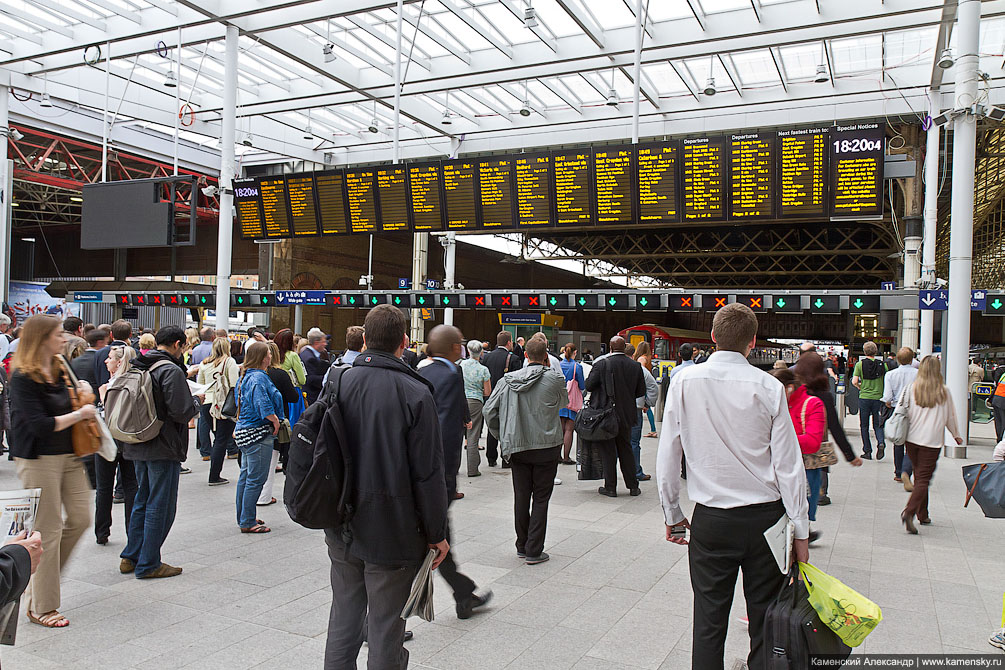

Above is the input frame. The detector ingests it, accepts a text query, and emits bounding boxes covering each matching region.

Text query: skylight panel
[561,74,603,103]
[697,0,755,14]
[477,4,535,45]
[645,1,693,22]
[883,26,937,70]
[527,80,564,108]
[580,0,634,29]
[528,0,583,37]
[777,42,822,81]
[730,49,781,86]
[641,62,690,96]
[830,34,880,75]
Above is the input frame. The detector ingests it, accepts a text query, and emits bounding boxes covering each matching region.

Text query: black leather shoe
[808,530,821,544]
[598,487,617,498]
[629,488,641,496]
[404,630,414,642]
[861,453,873,460]
[817,495,831,506]
[96,535,108,545]
[456,590,493,619]
[876,445,886,460]
[525,553,550,565]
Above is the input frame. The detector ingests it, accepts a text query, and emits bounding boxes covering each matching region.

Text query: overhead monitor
[408,164,444,232]
[315,171,350,235]
[553,151,592,226]
[636,141,679,224]
[285,174,320,237]
[515,154,553,227]
[729,132,775,219]
[443,160,479,230]
[234,178,265,239]
[593,146,634,225]
[830,123,885,218]
[478,158,515,229]
[376,166,410,232]
[778,128,828,218]
[682,136,726,221]
[259,176,293,239]
[345,169,378,234]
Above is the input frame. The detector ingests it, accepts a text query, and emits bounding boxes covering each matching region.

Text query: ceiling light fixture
[703,77,717,96]
[69,196,83,202]
[814,64,828,83]
[164,69,177,88]
[39,92,53,108]
[368,119,379,134]
[241,133,254,147]
[606,88,618,106]
[441,109,452,125]
[323,43,336,63]
[519,101,532,116]
[524,5,538,28]
[938,48,954,69]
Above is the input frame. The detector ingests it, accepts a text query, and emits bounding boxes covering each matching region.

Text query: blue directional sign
[881,281,896,291]
[397,278,411,289]
[275,290,326,305]
[73,291,103,302]
[918,290,948,310]
[425,279,440,290]
[972,289,987,311]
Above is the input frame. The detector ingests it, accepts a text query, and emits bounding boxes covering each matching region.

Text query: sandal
[256,497,277,506]
[645,432,658,439]
[240,524,271,534]
[28,610,69,628]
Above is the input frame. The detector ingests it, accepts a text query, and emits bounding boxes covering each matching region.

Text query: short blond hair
[711,303,758,353]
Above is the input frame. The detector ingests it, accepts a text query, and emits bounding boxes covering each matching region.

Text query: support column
[0,86,11,305]
[902,215,923,351]
[945,0,981,454]
[215,25,238,330]
[920,89,941,357]
[294,304,303,335]
[443,232,456,326]
[631,0,642,145]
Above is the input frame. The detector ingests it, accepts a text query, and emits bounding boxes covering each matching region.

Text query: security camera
[241,133,254,147]
[935,278,948,288]
[2,127,23,141]
[931,110,953,127]
[201,185,218,197]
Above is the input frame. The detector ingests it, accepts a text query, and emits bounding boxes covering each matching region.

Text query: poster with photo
[6,281,78,329]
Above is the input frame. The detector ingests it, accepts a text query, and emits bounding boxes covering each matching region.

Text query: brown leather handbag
[57,355,101,457]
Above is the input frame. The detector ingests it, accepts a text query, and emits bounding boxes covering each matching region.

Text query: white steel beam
[499,0,559,52]
[30,0,107,31]
[931,0,958,89]
[437,0,513,59]
[400,6,471,64]
[555,0,605,49]
[345,16,432,69]
[619,66,660,108]
[537,77,582,113]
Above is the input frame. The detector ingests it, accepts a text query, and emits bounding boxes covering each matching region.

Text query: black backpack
[283,366,353,531]
[763,568,851,668]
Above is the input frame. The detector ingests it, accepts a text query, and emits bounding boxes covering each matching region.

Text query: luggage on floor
[764,566,851,668]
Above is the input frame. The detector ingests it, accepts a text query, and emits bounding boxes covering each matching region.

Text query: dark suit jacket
[483,347,522,389]
[94,340,130,388]
[299,348,329,405]
[419,359,470,500]
[585,352,645,432]
[70,349,99,396]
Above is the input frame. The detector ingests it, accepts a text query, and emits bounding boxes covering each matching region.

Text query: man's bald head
[426,324,463,359]
[609,336,626,352]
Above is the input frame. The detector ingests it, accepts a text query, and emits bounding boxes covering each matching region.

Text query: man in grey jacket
[484,336,568,566]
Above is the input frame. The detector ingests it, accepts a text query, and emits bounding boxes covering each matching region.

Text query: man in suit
[419,325,491,619]
[481,331,523,467]
[300,328,330,405]
[71,328,108,396]
[95,320,133,388]
[586,336,646,497]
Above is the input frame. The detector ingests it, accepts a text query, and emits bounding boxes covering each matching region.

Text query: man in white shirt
[882,347,919,490]
[656,303,809,670]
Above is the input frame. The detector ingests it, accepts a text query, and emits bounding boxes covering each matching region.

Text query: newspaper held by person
[400,549,436,622]
[0,488,40,645]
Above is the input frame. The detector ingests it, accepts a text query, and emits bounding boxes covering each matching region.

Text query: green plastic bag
[798,562,882,647]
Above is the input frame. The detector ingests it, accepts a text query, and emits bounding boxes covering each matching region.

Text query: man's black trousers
[509,446,560,558]
[437,499,475,606]
[602,426,638,492]
[688,500,787,670]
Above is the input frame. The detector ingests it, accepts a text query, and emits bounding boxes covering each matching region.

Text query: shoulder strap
[800,397,810,434]
[503,353,511,374]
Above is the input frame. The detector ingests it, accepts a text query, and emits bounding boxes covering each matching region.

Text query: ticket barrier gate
[971,382,995,424]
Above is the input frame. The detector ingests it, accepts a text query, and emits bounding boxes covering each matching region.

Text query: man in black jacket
[481,331,522,467]
[419,325,490,620]
[94,319,132,387]
[119,326,201,580]
[70,327,107,396]
[325,305,449,670]
[587,336,646,497]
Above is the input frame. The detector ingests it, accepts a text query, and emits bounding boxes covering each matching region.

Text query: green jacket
[484,363,569,458]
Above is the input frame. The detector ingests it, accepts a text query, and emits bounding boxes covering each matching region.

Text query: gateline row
[71,290,964,314]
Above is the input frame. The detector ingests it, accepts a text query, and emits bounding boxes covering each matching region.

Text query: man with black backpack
[322,305,449,669]
[852,340,889,460]
[482,331,522,467]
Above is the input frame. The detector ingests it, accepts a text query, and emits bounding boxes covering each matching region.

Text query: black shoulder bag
[573,364,619,441]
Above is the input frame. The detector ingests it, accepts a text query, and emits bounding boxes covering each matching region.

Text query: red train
[617,324,797,369]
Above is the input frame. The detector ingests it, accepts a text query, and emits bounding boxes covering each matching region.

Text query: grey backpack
[104,360,174,444]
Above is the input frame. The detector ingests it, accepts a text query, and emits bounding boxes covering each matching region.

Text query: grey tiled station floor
[3,415,1004,669]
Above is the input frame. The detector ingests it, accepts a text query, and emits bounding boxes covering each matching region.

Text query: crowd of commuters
[0,304,994,669]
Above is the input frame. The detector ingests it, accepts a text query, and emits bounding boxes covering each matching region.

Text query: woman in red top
[770,368,826,543]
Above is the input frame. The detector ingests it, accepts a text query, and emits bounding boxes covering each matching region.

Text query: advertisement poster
[6,281,79,329]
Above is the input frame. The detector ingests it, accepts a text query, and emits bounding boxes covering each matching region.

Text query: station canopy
[0,0,999,287]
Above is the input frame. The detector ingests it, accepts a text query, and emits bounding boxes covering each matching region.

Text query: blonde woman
[95,346,138,546]
[9,315,96,628]
[901,356,963,534]
[196,338,240,486]
[138,333,156,354]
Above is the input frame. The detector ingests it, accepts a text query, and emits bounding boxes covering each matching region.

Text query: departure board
[515,154,553,227]
[376,166,410,232]
[830,123,884,217]
[259,176,292,238]
[682,137,725,221]
[778,128,827,218]
[408,164,443,231]
[315,171,349,235]
[553,151,592,226]
[346,170,378,234]
[234,179,264,239]
[729,132,774,219]
[443,161,478,230]
[637,142,678,223]
[478,159,514,229]
[285,174,320,237]
[594,147,634,225]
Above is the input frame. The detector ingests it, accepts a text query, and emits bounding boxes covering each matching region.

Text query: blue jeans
[805,468,822,522]
[631,410,645,478]
[236,437,272,529]
[858,398,886,455]
[121,460,180,577]
[197,404,212,457]
[645,407,656,433]
[894,445,914,477]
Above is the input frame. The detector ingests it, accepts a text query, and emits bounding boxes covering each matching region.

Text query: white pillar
[294,304,303,335]
[945,0,981,452]
[443,232,456,326]
[215,25,238,329]
[902,215,922,351]
[0,86,11,305]
[631,0,642,145]
[920,89,941,357]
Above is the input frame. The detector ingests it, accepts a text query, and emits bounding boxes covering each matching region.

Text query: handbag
[763,565,852,668]
[885,383,912,446]
[276,418,292,444]
[963,461,1005,518]
[566,362,584,413]
[798,397,837,469]
[574,366,619,441]
[58,355,101,457]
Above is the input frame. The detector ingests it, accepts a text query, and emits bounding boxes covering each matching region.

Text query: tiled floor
[3,414,1004,669]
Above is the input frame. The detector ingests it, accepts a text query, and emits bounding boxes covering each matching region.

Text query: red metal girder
[13,168,83,190]
[32,140,58,172]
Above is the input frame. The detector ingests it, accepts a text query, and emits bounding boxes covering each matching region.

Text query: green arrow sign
[608,297,617,306]
[549,297,558,306]
[775,298,785,308]
[853,298,864,309]
[370,297,378,305]
[393,296,402,305]
[182,296,191,304]
[236,296,244,304]
[578,297,587,306]
[993,299,1004,310]
[442,296,451,305]
[638,297,648,307]
[348,296,356,305]
[417,296,426,305]
[814,298,824,309]
[261,296,270,305]
[200,296,208,304]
